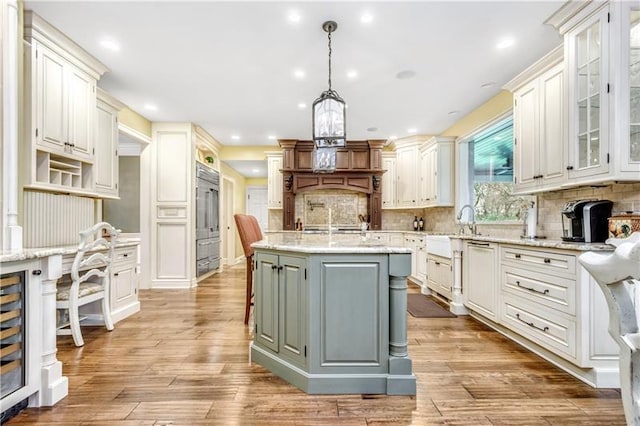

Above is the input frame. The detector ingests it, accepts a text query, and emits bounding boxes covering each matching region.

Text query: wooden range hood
[279,139,386,230]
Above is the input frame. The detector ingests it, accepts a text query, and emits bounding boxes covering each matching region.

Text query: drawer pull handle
[515,253,521,259]
[435,261,441,266]
[516,281,550,295]
[123,253,129,257]
[469,242,490,247]
[544,258,551,264]
[516,313,549,333]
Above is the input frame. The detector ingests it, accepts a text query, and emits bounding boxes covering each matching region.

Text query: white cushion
[56,281,104,301]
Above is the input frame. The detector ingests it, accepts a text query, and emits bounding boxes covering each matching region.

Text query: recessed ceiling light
[99,39,120,52]
[448,110,459,115]
[288,11,301,23]
[297,102,307,109]
[407,128,417,133]
[346,70,358,79]
[481,82,496,88]
[231,135,240,140]
[396,70,416,80]
[361,13,373,24]
[144,104,157,111]
[496,38,515,49]
[252,168,260,173]
[367,127,378,132]
[268,135,276,140]
[389,135,398,140]
[293,69,305,79]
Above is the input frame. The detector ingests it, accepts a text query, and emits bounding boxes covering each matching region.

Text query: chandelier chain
[327,31,332,91]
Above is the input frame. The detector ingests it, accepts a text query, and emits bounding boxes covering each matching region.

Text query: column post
[34,254,68,406]
[387,253,416,395]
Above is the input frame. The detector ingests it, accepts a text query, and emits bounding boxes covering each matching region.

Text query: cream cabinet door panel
[67,67,95,159]
[514,80,539,190]
[94,99,118,197]
[37,44,67,151]
[540,64,566,184]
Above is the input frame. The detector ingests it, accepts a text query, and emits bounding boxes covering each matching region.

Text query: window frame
[455,110,533,225]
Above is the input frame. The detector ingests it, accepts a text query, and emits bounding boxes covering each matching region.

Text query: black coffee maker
[561,200,613,243]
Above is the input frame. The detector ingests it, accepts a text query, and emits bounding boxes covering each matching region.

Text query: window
[457,115,533,223]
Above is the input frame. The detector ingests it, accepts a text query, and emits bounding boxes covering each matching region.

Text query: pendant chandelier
[312,20,346,173]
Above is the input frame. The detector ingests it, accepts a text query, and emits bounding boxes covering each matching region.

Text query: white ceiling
[25,1,564,177]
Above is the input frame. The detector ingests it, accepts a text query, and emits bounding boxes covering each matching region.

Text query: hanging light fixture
[312,20,346,173]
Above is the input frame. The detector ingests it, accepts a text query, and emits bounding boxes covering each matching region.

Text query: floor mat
[406,294,457,318]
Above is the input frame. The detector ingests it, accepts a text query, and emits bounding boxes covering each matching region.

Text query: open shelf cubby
[35,150,93,191]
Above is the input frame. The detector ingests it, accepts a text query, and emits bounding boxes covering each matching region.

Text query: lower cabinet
[110,247,139,321]
[461,239,619,387]
[426,254,453,299]
[463,240,499,322]
[254,252,307,368]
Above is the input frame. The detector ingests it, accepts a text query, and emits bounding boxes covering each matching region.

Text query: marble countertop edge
[1,239,140,263]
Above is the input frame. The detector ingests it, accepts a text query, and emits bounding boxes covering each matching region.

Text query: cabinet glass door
[576,20,601,169]
[630,9,640,161]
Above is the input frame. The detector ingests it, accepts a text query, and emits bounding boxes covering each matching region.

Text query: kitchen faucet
[456,204,477,235]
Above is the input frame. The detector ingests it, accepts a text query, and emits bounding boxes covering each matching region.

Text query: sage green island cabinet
[250,233,415,395]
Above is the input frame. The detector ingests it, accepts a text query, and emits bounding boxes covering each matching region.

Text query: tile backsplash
[296,191,367,228]
[268,183,640,238]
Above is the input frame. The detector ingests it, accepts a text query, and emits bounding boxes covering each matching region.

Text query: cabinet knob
[515,254,521,259]
[544,258,551,264]
[123,253,128,257]
[566,166,574,171]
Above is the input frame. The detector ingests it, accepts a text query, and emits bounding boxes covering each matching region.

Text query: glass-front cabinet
[628,7,640,165]
[556,0,640,183]
[567,6,610,178]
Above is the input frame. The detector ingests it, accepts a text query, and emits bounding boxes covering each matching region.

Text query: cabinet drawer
[502,266,576,315]
[501,295,576,360]
[114,246,136,264]
[501,245,576,276]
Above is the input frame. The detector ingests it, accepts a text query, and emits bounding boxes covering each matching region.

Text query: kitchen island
[250,232,416,395]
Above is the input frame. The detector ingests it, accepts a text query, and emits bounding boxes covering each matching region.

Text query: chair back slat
[71,222,119,282]
[78,268,108,285]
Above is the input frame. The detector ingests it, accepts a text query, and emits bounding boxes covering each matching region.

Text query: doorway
[222,176,236,266]
[246,186,268,232]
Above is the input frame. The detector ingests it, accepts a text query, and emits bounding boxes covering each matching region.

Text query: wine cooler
[0,271,27,421]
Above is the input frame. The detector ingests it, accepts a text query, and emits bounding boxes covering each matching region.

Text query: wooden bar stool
[233,214,263,325]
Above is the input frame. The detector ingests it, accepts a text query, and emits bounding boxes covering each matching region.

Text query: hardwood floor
[7,264,624,425]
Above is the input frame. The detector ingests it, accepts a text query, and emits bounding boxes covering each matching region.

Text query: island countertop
[252,232,411,254]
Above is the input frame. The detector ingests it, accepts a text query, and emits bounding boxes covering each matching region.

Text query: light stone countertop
[449,234,614,252]
[0,239,140,263]
[252,232,411,254]
[265,230,614,252]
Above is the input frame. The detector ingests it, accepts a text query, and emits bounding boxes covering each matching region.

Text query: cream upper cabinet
[381,152,396,209]
[545,1,640,185]
[566,6,610,180]
[422,136,455,207]
[34,42,96,161]
[622,3,640,172]
[23,11,108,196]
[94,90,124,198]
[267,152,283,209]
[395,142,419,208]
[508,48,567,194]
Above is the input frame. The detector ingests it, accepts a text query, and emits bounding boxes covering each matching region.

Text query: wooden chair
[234,214,263,324]
[56,222,118,347]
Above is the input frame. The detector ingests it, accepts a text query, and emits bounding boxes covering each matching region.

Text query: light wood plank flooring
[7,264,624,425]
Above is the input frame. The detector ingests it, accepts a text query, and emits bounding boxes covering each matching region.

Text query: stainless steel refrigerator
[195,163,220,276]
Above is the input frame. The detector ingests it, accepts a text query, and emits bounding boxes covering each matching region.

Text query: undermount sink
[425,235,452,258]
